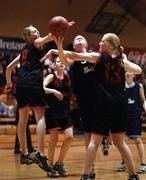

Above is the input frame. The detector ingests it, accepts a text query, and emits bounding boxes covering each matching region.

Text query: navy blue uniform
[93,53,128,136]
[45,71,72,130]
[69,60,95,133]
[125,83,142,138]
[16,42,46,108]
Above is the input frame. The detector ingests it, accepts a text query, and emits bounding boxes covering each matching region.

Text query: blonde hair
[104,33,124,66]
[22,25,35,42]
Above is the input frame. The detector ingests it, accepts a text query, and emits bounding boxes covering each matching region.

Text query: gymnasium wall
[0,0,146,49]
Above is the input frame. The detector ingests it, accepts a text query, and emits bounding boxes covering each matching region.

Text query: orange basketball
[48,16,70,37]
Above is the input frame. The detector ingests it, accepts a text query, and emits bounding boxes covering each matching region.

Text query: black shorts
[126,116,142,138]
[93,102,128,136]
[76,93,95,133]
[45,116,73,131]
[78,102,95,133]
[16,85,47,108]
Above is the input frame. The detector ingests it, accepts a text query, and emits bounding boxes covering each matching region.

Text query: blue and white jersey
[125,82,142,118]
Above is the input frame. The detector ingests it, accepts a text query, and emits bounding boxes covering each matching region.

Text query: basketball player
[117,72,146,173]
[5,25,56,176]
[54,33,141,180]
[42,35,96,178]
[44,56,73,177]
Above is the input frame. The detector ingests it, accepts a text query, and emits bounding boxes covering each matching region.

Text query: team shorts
[93,100,128,136]
[16,85,47,108]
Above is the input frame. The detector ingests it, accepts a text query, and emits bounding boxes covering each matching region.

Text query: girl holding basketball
[53,33,142,180]
[5,25,57,176]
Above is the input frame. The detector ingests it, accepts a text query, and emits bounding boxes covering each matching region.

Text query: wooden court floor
[0,144,146,180]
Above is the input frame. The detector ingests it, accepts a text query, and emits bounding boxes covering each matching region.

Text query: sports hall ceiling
[0,0,146,48]
[0,0,146,34]
[115,0,146,27]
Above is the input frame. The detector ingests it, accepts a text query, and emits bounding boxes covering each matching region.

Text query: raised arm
[54,36,101,64]
[34,33,54,49]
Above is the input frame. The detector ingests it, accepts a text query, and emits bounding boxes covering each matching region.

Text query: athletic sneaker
[80,174,92,180]
[28,148,37,154]
[89,164,96,179]
[137,163,146,173]
[34,152,59,178]
[89,171,96,179]
[20,153,35,165]
[33,152,50,172]
[128,174,139,180]
[102,138,110,156]
[53,162,67,177]
[117,162,127,172]
[47,166,59,178]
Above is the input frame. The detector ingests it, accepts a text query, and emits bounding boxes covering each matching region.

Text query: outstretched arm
[34,20,75,49]
[34,33,54,49]
[54,36,100,64]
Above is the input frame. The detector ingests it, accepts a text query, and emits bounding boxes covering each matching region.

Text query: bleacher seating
[0,117,146,149]
[0,117,84,148]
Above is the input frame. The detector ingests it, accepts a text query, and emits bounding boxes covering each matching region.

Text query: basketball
[48,16,70,37]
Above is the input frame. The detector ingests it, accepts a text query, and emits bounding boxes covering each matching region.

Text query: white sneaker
[117,162,127,172]
[137,164,146,173]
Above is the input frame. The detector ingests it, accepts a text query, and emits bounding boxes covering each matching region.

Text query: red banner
[124,48,146,66]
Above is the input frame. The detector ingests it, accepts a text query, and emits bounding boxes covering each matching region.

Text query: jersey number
[105,63,121,83]
[21,49,28,65]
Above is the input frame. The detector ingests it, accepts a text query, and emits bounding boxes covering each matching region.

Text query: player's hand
[4,84,12,94]
[68,21,75,27]
[53,35,64,45]
[53,36,64,52]
[53,90,63,101]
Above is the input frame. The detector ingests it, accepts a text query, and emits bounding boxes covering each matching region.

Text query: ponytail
[117,45,124,67]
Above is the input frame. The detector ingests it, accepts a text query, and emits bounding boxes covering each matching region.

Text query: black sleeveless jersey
[125,83,142,117]
[17,42,45,87]
[95,53,126,104]
[46,71,71,119]
[69,60,95,96]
